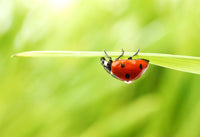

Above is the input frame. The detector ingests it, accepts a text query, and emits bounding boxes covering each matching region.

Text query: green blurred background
[1,0,200,137]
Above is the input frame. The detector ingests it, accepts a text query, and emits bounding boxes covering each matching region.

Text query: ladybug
[100,48,149,84]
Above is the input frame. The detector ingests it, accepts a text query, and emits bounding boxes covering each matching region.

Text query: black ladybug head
[100,57,112,74]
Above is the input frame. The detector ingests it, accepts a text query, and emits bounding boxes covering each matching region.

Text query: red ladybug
[100,48,149,84]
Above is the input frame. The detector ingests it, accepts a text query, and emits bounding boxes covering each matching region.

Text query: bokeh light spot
[46,0,72,11]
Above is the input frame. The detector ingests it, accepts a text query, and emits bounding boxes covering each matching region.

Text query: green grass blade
[141,53,200,74]
[11,51,200,74]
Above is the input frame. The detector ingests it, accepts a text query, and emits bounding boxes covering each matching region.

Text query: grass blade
[142,53,200,74]
[11,51,200,74]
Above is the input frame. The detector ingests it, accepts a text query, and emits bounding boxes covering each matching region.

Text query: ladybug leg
[115,49,124,60]
[128,47,140,60]
[103,50,112,61]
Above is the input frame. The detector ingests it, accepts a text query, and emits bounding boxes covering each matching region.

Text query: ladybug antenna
[103,50,112,60]
[128,48,140,60]
[115,49,124,60]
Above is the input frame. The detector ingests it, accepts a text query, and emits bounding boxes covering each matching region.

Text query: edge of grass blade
[11,51,200,75]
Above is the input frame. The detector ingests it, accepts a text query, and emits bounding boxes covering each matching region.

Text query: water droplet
[124,81,134,84]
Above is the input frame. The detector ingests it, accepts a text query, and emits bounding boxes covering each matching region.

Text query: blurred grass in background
[1,0,200,137]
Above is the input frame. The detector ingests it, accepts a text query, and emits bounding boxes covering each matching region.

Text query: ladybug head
[100,57,113,74]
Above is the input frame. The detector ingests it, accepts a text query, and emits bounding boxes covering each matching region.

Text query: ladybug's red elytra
[100,48,149,84]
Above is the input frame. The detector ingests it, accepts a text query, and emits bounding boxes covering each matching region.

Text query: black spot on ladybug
[121,63,125,68]
[125,73,130,79]
[139,64,142,70]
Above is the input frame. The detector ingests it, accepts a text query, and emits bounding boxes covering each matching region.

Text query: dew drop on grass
[124,81,134,84]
